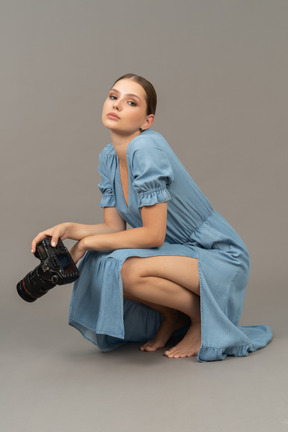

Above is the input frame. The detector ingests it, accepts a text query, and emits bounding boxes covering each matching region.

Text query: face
[102,79,154,137]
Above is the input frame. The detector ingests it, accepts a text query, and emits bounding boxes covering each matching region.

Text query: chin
[102,119,116,130]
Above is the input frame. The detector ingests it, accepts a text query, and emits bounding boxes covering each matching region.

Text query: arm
[70,202,168,263]
[31,207,126,253]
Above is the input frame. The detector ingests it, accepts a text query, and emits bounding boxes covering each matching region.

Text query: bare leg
[121,256,201,358]
[125,293,190,351]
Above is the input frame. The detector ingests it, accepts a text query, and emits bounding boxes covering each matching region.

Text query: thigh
[123,255,200,296]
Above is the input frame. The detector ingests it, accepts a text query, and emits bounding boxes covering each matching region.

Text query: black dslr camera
[17,237,80,302]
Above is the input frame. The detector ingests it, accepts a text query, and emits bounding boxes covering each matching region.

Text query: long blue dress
[69,129,272,361]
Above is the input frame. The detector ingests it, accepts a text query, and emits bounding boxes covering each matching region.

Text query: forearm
[81,226,164,252]
[66,222,125,241]
[69,203,168,263]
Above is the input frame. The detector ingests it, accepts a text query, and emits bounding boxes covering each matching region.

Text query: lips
[107,112,120,120]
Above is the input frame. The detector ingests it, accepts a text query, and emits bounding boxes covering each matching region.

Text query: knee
[121,258,143,291]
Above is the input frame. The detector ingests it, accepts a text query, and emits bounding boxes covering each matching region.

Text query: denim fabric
[69,130,272,361]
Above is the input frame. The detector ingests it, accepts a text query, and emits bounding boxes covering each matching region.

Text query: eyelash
[109,95,137,106]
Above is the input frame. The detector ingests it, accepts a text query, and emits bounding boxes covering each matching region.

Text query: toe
[140,343,149,351]
[144,345,157,352]
[140,341,159,352]
[165,348,179,358]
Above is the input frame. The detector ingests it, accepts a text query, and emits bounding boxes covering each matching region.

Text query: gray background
[1,1,287,431]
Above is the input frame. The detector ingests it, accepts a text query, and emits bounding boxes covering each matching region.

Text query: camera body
[17,237,80,302]
[34,237,79,285]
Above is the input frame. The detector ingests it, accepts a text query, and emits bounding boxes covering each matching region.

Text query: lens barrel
[16,265,56,302]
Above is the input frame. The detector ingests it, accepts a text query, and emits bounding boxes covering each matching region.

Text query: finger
[51,231,60,247]
[31,232,48,253]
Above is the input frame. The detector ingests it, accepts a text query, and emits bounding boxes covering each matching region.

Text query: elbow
[149,230,166,248]
[153,239,165,248]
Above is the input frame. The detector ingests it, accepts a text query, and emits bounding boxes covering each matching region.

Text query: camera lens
[17,277,37,302]
[16,266,56,302]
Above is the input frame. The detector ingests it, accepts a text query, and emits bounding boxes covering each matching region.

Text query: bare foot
[140,312,190,352]
[164,322,201,359]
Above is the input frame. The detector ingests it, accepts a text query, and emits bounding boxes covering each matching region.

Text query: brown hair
[113,73,157,116]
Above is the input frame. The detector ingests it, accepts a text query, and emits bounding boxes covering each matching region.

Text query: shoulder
[127,130,170,159]
[127,130,174,182]
[99,143,117,165]
[99,143,116,159]
[98,143,117,174]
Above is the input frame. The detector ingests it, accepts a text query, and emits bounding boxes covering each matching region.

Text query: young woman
[32,74,272,361]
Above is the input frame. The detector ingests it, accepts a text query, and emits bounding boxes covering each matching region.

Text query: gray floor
[1,284,287,432]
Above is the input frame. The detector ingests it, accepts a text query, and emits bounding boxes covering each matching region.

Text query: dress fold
[69,130,272,361]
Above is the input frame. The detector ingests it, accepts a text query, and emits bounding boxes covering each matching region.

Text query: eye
[128,101,137,106]
[109,94,117,100]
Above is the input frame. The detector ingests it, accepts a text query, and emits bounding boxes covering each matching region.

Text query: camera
[17,237,80,302]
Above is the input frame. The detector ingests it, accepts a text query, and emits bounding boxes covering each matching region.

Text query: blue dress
[69,129,272,361]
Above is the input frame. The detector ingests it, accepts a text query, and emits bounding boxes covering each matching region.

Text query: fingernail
[31,249,33,253]
[51,241,56,247]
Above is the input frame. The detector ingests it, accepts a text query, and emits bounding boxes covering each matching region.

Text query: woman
[32,73,272,361]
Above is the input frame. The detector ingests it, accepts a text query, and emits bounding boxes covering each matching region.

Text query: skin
[31,78,201,359]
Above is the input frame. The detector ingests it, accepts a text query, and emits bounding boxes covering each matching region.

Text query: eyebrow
[110,88,141,101]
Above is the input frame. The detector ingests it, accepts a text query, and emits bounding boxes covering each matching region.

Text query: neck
[111,130,142,163]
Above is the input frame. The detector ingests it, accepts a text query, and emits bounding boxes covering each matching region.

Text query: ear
[141,114,155,131]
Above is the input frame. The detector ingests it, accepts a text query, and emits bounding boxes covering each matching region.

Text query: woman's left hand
[69,240,86,264]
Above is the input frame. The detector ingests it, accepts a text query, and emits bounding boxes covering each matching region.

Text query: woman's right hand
[31,222,72,254]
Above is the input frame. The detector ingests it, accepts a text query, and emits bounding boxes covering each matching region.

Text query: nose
[113,98,122,110]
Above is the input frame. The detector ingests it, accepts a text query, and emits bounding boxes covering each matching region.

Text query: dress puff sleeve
[127,137,174,208]
[98,144,116,207]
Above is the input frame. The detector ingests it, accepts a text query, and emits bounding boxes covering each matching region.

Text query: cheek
[128,110,144,124]
[102,100,111,119]
[102,99,109,112]
[101,101,109,122]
